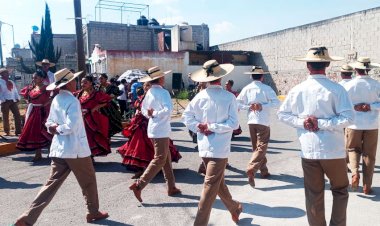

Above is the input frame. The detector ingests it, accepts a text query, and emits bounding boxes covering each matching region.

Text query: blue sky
[0,0,379,58]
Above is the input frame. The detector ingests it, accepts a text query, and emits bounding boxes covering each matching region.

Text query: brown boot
[351,174,360,191]
[86,211,109,223]
[363,185,372,195]
[14,218,28,226]
[168,187,181,196]
[129,181,143,202]
[231,202,243,224]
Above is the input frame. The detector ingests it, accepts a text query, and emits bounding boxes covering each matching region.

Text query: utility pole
[0,22,3,67]
[73,0,86,78]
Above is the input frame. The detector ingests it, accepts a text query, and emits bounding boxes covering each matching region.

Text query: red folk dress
[117,95,182,171]
[16,85,52,151]
[76,90,112,156]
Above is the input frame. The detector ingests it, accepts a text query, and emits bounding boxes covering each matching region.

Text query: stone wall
[215,7,380,94]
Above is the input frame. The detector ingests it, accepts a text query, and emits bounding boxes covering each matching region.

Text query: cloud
[212,21,234,34]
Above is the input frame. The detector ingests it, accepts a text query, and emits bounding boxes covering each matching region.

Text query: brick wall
[215,7,380,94]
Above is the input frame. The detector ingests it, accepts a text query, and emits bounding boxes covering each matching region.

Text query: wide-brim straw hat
[46,68,82,91]
[36,59,55,67]
[191,60,234,82]
[349,57,380,70]
[244,66,269,75]
[295,46,344,62]
[340,64,354,73]
[139,66,172,83]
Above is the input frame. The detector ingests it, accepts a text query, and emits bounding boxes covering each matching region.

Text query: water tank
[137,15,148,26]
[148,18,159,26]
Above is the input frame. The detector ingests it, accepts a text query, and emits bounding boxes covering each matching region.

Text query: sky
[0,0,379,58]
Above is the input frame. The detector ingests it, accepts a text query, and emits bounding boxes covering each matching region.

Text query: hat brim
[46,71,83,91]
[138,70,172,83]
[294,56,344,62]
[340,69,354,73]
[0,68,9,74]
[191,64,234,82]
[349,62,380,70]
[36,61,55,67]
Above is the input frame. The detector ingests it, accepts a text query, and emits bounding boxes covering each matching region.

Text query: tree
[26,3,61,73]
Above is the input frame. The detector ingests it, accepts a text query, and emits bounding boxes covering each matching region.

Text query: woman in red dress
[117,82,182,178]
[16,70,53,161]
[75,76,112,157]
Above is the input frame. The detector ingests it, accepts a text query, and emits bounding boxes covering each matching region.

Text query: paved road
[1,110,379,226]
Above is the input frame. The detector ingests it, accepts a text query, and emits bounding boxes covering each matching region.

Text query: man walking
[129,66,181,202]
[0,68,22,136]
[344,57,380,194]
[278,47,354,226]
[36,59,55,85]
[14,68,108,226]
[236,66,280,188]
[117,79,128,118]
[338,64,354,86]
[183,60,242,225]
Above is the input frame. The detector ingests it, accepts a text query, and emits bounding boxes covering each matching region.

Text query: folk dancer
[183,60,242,225]
[343,57,380,194]
[14,69,108,226]
[236,66,280,188]
[278,47,354,226]
[129,66,181,202]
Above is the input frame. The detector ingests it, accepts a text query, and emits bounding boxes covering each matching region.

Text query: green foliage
[25,3,61,73]
[175,90,189,100]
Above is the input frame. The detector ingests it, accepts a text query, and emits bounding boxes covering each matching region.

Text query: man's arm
[55,102,82,135]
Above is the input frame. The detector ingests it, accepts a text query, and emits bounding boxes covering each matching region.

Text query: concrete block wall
[84,21,159,58]
[191,24,210,50]
[216,7,380,94]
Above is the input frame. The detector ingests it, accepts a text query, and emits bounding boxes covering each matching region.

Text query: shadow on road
[91,218,133,226]
[0,177,42,189]
[356,186,380,201]
[213,200,306,219]
[93,161,125,173]
[254,173,304,191]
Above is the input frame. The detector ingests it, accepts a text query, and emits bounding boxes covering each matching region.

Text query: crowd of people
[1,45,379,226]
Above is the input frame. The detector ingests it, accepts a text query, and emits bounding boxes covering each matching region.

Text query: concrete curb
[0,141,19,156]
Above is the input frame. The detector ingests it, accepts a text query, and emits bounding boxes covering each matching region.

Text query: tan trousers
[302,158,349,226]
[139,138,176,190]
[345,128,378,188]
[194,158,240,226]
[19,157,99,225]
[1,100,22,134]
[247,124,270,175]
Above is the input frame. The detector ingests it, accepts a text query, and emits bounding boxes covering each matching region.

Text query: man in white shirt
[278,47,354,226]
[343,57,380,195]
[182,60,242,225]
[36,59,55,85]
[14,68,108,226]
[338,64,354,86]
[129,66,181,202]
[0,68,22,136]
[236,66,280,188]
[117,79,128,118]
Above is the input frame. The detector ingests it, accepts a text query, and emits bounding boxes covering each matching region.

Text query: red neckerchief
[6,80,13,91]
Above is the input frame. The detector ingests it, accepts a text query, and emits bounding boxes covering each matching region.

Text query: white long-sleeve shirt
[182,85,239,158]
[343,76,380,130]
[0,79,20,102]
[338,79,351,87]
[45,90,91,158]
[278,75,354,160]
[141,84,173,138]
[236,80,280,126]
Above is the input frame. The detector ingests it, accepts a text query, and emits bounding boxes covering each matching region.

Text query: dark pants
[117,100,127,117]
[302,158,349,226]
[1,100,22,134]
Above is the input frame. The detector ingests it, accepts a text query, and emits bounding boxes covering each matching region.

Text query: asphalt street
[1,110,379,226]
